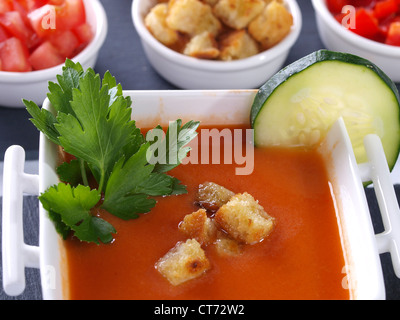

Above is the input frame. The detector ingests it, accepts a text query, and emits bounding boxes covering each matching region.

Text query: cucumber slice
[251,50,400,170]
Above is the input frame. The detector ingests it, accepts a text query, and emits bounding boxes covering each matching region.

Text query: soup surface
[64,127,349,300]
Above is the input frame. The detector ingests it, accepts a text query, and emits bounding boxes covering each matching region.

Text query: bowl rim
[312,0,400,57]
[0,0,108,83]
[132,0,302,72]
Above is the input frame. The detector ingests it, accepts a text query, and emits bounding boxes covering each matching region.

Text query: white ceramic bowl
[312,0,400,83]
[3,90,400,299]
[132,0,302,89]
[0,0,108,108]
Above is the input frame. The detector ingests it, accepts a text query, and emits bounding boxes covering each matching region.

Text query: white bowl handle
[2,145,40,296]
[359,134,400,279]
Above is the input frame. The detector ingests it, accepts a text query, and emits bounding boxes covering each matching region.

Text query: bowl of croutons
[132,0,302,89]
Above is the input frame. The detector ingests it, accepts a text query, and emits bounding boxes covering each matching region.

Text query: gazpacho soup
[63,125,350,300]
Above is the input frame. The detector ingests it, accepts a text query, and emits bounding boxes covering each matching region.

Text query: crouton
[219,30,259,61]
[155,239,210,286]
[264,0,283,4]
[248,0,293,49]
[202,0,219,6]
[166,0,221,37]
[213,0,265,30]
[179,209,218,245]
[183,31,220,59]
[215,192,275,244]
[196,182,235,212]
[144,3,179,46]
[215,231,243,256]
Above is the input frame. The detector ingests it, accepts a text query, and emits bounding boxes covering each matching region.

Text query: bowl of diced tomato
[312,0,400,82]
[0,0,107,107]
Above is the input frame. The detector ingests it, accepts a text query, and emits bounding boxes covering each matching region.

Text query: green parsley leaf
[56,159,87,187]
[23,99,60,145]
[55,70,137,192]
[102,143,157,220]
[169,177,188,195]
[47,209,71,240]
[24,60,88,146]
[26,60,199,244]
[39,183,115,244]
[147,119,200,173]
[47,60,86,116]
[134,173,180,196]
[102,119,199,220]
[102,70,132,108]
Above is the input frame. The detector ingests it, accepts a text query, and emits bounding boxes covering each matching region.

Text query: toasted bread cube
[166,0,221,37]
[196,182,235,212]
[264,0,283,4]
[248,0,293,49]
[183,31,220,59]
[215,231,243,256]
[179,208,218,244]
[202,0,219,6]
[215,192,275,244]
[219,30,259,61]
[145,3,179,46]
[213,0,265,29]
[156,239,210,286]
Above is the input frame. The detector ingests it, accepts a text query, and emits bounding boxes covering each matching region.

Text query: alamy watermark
[42,264,57,291]
[341,5,356,29]
[41,6,57,30]
[145,123,255,176]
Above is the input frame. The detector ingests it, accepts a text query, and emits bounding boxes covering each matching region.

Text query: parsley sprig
[24,60,199,244]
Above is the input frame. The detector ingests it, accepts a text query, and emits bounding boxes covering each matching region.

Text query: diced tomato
[12,0,32,27]
[0,24,8,41]
[71,24,93,57]
[0,0,90,72]
[327,0,348,14]
[10,0,46,12]
[56,0,85,31]
[48,0,64,4]
[49,29,78,57]
[378,14,400,35]
[28,0,85,38]
[349,0,375,8]
[374,0,398,20]
[28,40,64,70]
[0,10,40,48]
[0,0,12,14]
[0,37,31,71]
[73,22,92,44]
[386,21,400,45]
[334,12,344,24]
[28,4,57,38]
[21,0,49,11]
[20,0,62,10]
[328,0,400,45]
[351,8,380,39]
[31,0,49,8]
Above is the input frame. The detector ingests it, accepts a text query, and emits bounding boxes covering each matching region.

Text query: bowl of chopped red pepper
[0,0,107,107]
[312,0,400,82]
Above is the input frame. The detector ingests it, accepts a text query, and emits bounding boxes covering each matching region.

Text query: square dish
[3,90,400,299]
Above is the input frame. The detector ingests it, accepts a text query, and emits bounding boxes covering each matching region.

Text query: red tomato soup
[327,0,400,46]
[63,126,350,300]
